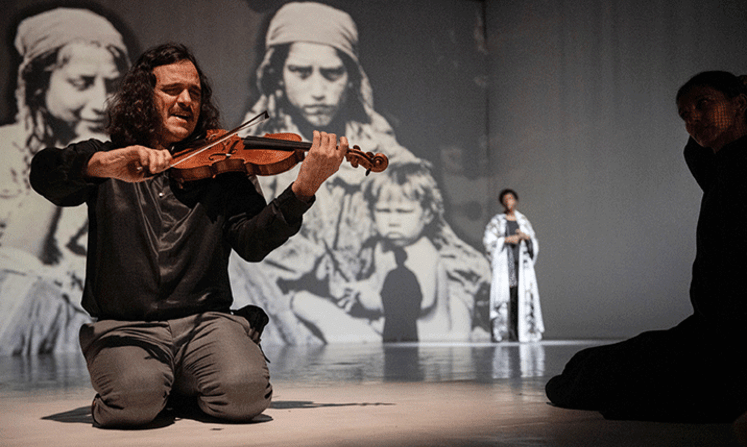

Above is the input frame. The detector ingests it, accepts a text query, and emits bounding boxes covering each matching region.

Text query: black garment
[546,315,747,422]
[506,220,521,286]
[546,136,747,423]
[508,286,518,342]
[381,246,422,342]
[30,139,312,321]
[686,139,747,324]
[505,219,531,341]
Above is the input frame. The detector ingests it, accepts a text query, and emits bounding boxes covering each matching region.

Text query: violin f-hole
[206,137,243,162]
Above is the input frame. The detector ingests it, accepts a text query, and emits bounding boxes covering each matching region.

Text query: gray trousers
[79,311,272,428]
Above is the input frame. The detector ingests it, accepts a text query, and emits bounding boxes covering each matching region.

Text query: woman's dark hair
[676,71,747,102]
[676,71,747,126]
[106,42,221,146]
[498,188,518,207]
[22,49,63,149]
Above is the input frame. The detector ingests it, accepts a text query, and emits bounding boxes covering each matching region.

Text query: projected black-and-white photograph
[2,0,747,445]
[0,6,132,355]
[0,1,491,353]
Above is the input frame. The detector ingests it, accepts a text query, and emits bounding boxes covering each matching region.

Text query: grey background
[486,0,747,338]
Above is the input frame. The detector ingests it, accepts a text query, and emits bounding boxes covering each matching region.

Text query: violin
[168,128,389,184]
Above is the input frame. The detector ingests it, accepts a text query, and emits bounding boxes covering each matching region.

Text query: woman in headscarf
[0,7,130,355]
[231,2,490,344]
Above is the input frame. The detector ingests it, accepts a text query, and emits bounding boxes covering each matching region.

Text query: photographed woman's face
[677,85,746,151]
[282,42,349,128]
[45,42,121,141]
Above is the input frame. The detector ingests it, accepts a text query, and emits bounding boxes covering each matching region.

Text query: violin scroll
[345,146,389,175]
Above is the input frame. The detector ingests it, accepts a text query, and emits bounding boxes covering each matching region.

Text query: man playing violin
[29,42,348,428]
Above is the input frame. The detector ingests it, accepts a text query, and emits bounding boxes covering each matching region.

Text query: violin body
[168,129,388,184]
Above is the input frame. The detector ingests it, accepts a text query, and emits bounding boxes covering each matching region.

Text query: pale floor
[0,340,743,447]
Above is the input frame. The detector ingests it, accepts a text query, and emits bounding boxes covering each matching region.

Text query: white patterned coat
[483,211,544,342]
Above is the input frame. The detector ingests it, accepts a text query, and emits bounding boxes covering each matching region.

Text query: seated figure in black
[546,71,747,423]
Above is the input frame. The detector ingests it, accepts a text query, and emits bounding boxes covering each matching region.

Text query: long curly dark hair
[106,42,221,147]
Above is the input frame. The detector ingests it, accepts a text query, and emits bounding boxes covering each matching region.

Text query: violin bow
[168,110,270,168]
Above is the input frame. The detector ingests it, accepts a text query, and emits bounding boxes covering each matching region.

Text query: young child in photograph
[291,160,473,343]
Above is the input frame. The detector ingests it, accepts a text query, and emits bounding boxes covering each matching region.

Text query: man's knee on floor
[198,370,272,421]
[93,390,168,428]
[94,369,170,427]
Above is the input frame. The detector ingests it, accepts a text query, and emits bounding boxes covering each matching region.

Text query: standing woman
[483,189,544,342]
[546,71,747,423]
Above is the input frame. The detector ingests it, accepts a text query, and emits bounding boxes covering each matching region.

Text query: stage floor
[0,340,742,446]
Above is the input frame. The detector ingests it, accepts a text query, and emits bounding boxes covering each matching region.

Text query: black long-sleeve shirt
[30,139,312,321]
[684,135,747,326]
